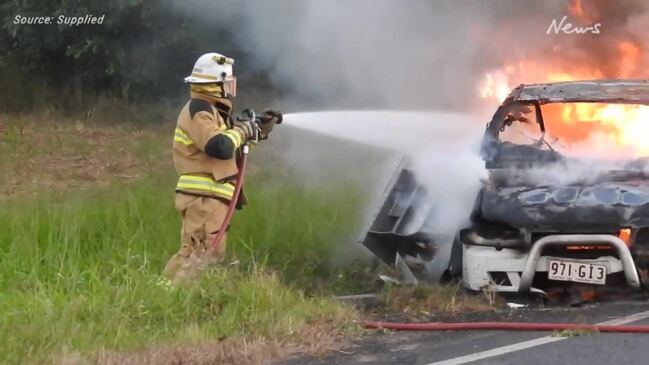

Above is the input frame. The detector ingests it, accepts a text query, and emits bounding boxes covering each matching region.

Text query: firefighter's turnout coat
[163,92,247,282]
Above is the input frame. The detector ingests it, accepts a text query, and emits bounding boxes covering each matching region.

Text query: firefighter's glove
[258,109,283,140]
[233,120,259,144]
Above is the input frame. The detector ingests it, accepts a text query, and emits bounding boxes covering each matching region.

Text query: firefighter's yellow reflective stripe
[177,175,235,198]
[176,182,234,197]
[222,131,237,147]
[222,129,242,148]
[174,128,194,146]
[191,72,220,80]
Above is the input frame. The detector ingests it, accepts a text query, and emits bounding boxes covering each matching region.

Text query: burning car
[360,80,649,293]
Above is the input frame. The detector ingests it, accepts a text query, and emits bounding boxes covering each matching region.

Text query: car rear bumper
[463,234,641,292]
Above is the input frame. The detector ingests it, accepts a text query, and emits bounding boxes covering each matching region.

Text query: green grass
[0,173,366,364]
[0,109,403,363]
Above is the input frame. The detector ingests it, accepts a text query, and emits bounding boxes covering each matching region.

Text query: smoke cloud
[170,0,649,135]
[168,1,528,109]
[175,0,649,111]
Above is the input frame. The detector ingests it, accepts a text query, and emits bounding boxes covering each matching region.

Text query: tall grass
[0,171,363,364]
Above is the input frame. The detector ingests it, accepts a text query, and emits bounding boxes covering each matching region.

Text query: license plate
[547,259,607,285]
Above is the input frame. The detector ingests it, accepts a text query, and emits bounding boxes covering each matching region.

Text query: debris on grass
[552,328,599,337]
[378,283,501,318]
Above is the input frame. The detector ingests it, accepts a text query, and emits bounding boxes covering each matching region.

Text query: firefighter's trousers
[163,193,228,282]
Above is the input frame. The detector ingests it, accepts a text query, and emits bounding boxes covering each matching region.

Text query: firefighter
[163,52,281,282]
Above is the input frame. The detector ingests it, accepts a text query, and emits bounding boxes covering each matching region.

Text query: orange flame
[568,0,593,24]
[568,0,585,18]
[478,38,648,156]
[618,41,640,77]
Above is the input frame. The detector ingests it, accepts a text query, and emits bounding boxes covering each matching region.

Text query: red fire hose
[364,321,649,333]
[208,108,279,251]
[209,144,249,251]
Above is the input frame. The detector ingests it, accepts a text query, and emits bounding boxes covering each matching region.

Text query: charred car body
[360,80,649,293]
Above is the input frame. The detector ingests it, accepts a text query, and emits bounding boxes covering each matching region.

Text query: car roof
[508,79,649,104]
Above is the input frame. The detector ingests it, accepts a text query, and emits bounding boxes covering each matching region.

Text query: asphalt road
[282,301,649,365]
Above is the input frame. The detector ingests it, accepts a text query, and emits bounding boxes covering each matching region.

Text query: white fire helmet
[184,52,236,97]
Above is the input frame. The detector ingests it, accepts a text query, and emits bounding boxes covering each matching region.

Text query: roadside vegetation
[379,284,499,320]
[0,113,368,364]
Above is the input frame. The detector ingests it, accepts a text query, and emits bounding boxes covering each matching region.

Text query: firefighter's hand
[258,109,282,140]
[233,120,259,144]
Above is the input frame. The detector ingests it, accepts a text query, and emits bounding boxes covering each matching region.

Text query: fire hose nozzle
[238,108,257,123]
[239,108,282,124]
[238,108,282,142]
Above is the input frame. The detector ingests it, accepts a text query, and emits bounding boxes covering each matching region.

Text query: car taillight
[619,228,632,247]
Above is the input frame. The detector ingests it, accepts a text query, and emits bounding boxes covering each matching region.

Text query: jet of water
[282,110,488,155]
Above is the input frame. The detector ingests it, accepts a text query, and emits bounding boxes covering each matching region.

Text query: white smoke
[507,156,649,187]
[172,0,585,110]
[173,1,649,112]
[411,132,488,237]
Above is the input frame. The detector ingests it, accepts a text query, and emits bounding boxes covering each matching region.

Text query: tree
[0,0,245,110]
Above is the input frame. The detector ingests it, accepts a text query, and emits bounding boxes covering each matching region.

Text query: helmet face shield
[223,77,237,98]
